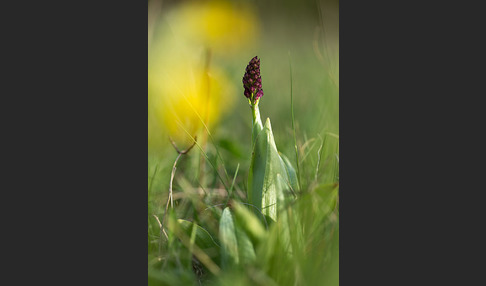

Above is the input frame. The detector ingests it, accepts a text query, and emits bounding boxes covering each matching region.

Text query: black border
[341,0,484,284]
[6,0,148,284]
[5,0,484,284]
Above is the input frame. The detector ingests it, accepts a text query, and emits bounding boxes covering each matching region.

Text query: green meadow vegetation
[148,1,338,285]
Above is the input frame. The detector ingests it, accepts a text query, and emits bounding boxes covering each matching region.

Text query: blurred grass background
[148,0,338,285]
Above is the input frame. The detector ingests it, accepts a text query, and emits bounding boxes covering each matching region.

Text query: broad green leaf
[219,207,239,268]
[219,207,256,269]
[235,225,256,265]
[248,118,294,222]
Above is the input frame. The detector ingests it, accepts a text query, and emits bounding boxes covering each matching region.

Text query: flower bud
[242,56,263,105]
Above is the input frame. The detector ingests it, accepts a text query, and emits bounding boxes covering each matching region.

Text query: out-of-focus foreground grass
[148,0,338,285]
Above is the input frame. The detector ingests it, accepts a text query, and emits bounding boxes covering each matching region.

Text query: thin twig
[153,214,168,241]
[315,134,325,182]
[165,136,197,212]
[153,214,162,228]
[169,136,197,154]
[159,136,197,256]
[169,154,181,209]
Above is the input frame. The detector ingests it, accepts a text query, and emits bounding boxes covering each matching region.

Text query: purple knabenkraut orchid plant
[242,56,298,222]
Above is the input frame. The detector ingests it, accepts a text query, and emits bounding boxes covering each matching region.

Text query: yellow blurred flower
[166,0,260,55]
[148,48,235,147]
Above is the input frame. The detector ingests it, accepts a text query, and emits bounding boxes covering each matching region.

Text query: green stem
[251,103,263,147]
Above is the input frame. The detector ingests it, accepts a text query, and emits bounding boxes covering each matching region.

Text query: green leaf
[248,118,293,222]
[232,201,267,246]
[279,152,300,193]
[235,226,256,265]
[219,207,257,269]
[219,207,239,268]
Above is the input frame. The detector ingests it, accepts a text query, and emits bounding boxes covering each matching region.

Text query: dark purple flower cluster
[242,56,263,103]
